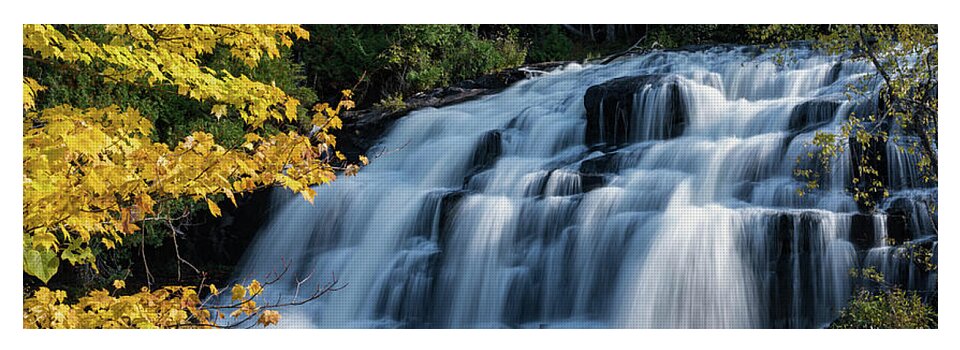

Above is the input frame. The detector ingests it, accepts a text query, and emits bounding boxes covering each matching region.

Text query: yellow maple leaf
[244,133,263,143]
[257,310,281,327]
[136,194,156,216]
[210,104,228,119]
[23,77,46,111]
[224,189,237,207]
[338,99,355,111]
[205,198,222,217]
[248,280,263,296]
[240,300,257,315]
[230,284,245,302]
[119,208,140,235]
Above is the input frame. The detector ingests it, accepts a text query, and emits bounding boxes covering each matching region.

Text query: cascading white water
[231,45,937,328]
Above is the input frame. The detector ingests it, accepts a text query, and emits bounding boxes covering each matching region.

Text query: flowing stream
[232,45,937,328]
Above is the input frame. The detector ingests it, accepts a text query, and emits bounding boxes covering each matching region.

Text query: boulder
[849,214,878,250]
[788,99,841,133]
[579,152,620,175]
[885,196,938,243]
[462,130,504,188]
[583,74,686,146]
[469,130,503,175]
[827,62,843,85]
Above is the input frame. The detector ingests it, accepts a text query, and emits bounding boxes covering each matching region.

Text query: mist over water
[232,46,937,328]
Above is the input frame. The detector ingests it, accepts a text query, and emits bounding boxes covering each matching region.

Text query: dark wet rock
[580,173,605,192]
[796,212,821,328]
[182,188,276,267]
[470,130,503,175]
[579,152,619,175]
[461,130,504,188]
[849,214,878,250]
[827,62,843,84]
[788,99,841,133]
[885,196,938,243]
[768,213,795,329]
[886,210,911,245]
[583,74,686,146]
[438,190,470,245]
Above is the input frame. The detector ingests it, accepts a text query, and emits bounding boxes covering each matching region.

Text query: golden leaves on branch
[23,77,45,111]
[22,24,364,284]
[257,310,281,327]
[25,280,240,328]
[23,285,207,329]
[248,280,263,296]
[23,24,308,129]
[230,284,246,302]
[23,101,354,280]
[23,24,359,328]
[24,273,341,329]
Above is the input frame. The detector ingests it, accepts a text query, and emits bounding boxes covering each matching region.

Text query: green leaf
[24,247,59,284]
[60,240,97,267]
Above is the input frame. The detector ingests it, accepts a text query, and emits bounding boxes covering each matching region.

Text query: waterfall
[230,45,937,328]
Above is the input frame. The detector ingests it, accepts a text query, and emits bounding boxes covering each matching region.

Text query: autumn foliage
[25,280,266,328]
[23,24,358,328]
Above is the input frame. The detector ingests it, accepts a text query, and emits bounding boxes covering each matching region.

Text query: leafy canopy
[23,24,360,327]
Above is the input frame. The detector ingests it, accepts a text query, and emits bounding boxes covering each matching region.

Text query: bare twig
[141,230,154,288]
[601,34,649,65]
[172,261,346,329]
[374,140,411,160]
[165,216,201,280]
